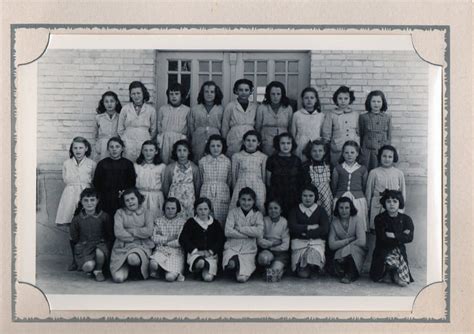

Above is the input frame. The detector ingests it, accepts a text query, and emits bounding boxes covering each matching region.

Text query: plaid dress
[369,211,414,283]
[300,161,333,218]
[199,154,232,225]
[230,150,267,213]
[150,216,186,277]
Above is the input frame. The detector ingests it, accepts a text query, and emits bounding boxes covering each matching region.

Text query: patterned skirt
[291,238,326,271]
[150,245,185,276]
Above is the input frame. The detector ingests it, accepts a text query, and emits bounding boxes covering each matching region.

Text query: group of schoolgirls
[54,78,414,287]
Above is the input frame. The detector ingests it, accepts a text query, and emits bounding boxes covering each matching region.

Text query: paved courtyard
[36,254,425,297]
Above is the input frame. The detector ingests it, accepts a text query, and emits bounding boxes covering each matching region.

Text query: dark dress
[93,157,136,241]
[266,154,302,217]
[179,218,226,276]
[179,218,226,256]
[369,211,414,282]
[69,210,112,268]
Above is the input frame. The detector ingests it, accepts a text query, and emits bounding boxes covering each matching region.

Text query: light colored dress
[255,104,293,156]
[163,162,201,220]
[94,112,119,161]
[329,216,368,274]
[150,215,186,279]
[291,108,325,160]
[157,104,190,164]
[55,157,96,225]
[118,103,157,162]
[322,107,360,166]
[109,207,154,279]
[365,166,406,230]
[199,154,232,225]
[188,104,224,162]
[221,100,257,157]
[230,150,267,213]
[134,162,166,221]
[222,208,264,276]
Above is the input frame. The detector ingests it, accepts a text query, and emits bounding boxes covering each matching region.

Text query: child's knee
[258,251,273,266]
[236,275,249,283]
[112,271,127,283]
[127,253,141,266]
[202,272,215,282]
[297,267,310,278]
[82,261,95,273]
[165,272,178,282]
[194,258,205,270]
[271,261,285,272]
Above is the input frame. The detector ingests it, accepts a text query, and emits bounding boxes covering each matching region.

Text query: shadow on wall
[35,170,428,269]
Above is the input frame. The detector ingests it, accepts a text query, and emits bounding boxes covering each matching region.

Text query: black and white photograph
[14,32,443,312]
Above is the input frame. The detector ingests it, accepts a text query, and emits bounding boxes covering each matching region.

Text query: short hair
[303,139,330,164]
[197,81,223,105]
[365,90,388,112]
[136,140,162,165]
[377,145,399,164]
[236,187,258,211]
[333,197,358,217]
[300,86,322,113]
[171,139,194,162]
[300,184,319,202]
[273,132,297,153]
[264,197,283,213]
[194,197,214,212]
[129,81,150,102]
[107,136,125,149]
[240,129,262,152]
[338,140,362,164]
[204,134,228,155]
[163,197,182,213]
[332,85,356,105]
[119,187,145,208]
[233,78,254,94]
[262,81,290,107]
[73,188,100,216]
[379,189,405,210]
[69,136,92,158]
[96,91,122,114]
[166,82,187,104]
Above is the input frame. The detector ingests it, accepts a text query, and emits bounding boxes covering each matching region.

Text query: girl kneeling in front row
[149,197,186,282]
[110,188,154,283]
[179,198,225,282]
[370,189,414,287]
[69,188,112,282]
[257,198,290,282]
[223,187,264,283]
[328,197,367,284]
[288,184,329,278]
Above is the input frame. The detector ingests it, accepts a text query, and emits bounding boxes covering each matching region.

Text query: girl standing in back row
[118,81,157,162]
[255,81,293,156]
[94,91,122,161]
[221,79,258,157]
[188,81,224,162]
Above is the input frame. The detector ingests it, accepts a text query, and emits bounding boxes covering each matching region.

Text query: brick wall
[311,50,429,182]
[37,49,429,182]
[37,49,156,171]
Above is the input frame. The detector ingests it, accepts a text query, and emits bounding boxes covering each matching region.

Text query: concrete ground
[36,254,426,296]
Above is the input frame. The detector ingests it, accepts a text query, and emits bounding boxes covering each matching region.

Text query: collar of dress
[333,107,353,115]
[80,210,102,218]
[124,207,145,216]
[342,162,360,173]
[194,216,214,230]
[299,203,318,217]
